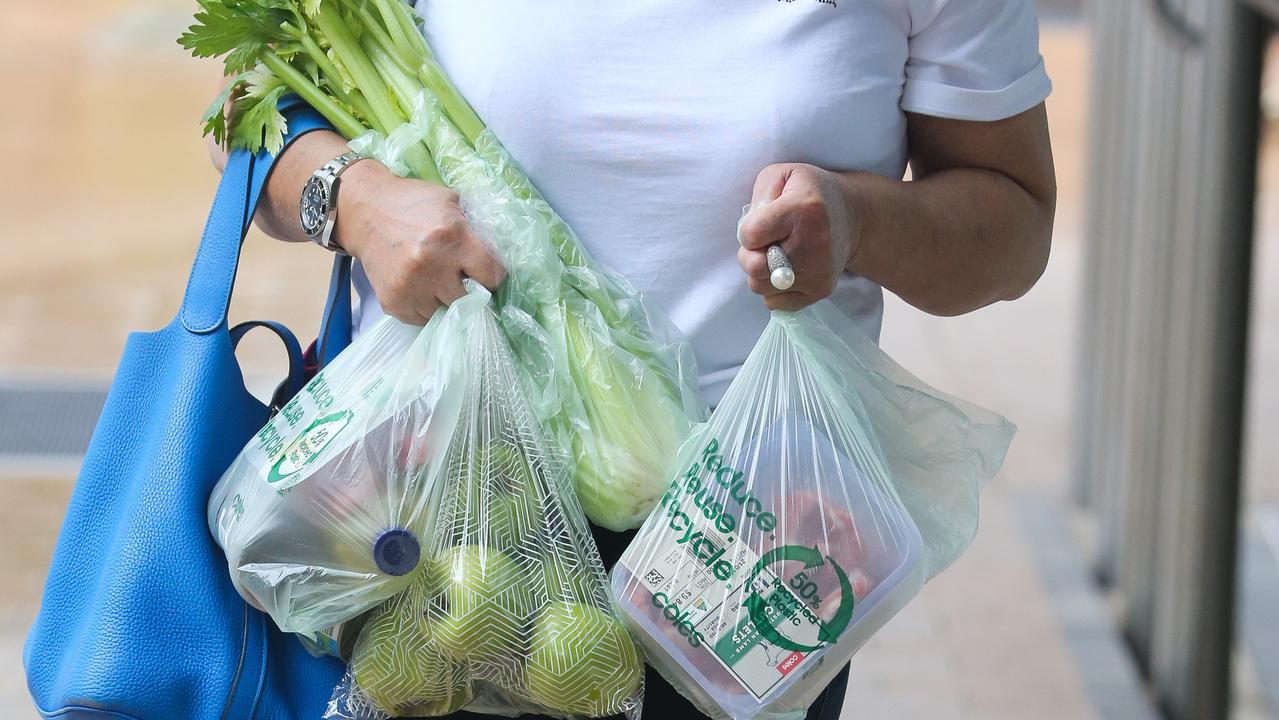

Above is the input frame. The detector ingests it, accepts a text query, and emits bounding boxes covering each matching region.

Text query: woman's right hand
[334,160,506,325]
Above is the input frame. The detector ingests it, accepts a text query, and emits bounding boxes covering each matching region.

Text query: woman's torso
[354,0,918,403]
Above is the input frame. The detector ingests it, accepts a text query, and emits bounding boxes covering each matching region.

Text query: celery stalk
[341,0,419,76]
[371,0,418,67]
[416,60,484,145]
[312,3,404,133]
[363,38,422,115]
[285,26,377,125]
[260,50,366,138]
[387,0,432,63]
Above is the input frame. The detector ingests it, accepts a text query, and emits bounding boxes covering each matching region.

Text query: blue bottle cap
[373,528,420,577]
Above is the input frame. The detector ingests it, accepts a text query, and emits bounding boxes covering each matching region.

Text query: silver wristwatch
[300,151,370,253]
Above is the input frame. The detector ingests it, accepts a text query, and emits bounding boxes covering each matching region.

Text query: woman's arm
[207,89,504,325]
[213,127,366,244]
[738,103,1056,315]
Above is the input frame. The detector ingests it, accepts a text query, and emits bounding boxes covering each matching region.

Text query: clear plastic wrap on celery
[327,284,642,720]
[612,299,1014,720]
[353,93,706,531]
[207,292,491,639]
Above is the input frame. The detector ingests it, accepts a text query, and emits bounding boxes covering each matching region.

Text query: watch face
[300,176,330,238]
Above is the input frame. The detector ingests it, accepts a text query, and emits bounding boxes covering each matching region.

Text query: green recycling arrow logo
[743,544,855,653]
[267,409,353,489]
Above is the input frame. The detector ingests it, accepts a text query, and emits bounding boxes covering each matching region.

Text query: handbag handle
[177,106,337,336]
[318,254,353,367]
[229,319,307,409]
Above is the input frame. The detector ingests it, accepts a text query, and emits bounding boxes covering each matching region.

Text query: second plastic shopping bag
[613,301,1015,720]
[207,281,492,642]
[326,284,643,719]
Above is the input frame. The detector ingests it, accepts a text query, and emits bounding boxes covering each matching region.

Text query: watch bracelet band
[308,151,371,254]
[325,151,369,179]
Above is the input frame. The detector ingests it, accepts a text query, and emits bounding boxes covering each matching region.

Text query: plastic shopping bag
[207,284,486,642]
[326,285,643,719]
[353,92,707,532]
[612,301,1015,720]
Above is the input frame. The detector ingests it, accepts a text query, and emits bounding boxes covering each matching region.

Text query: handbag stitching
[35,703,144,720]
[181,150,256,335]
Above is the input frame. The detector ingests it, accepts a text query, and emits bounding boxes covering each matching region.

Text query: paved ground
[1,3,1273,719]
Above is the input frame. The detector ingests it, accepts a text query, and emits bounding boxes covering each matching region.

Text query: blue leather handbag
[24,105,354,720]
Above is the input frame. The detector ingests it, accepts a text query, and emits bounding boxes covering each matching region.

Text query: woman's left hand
[737,163,858,311]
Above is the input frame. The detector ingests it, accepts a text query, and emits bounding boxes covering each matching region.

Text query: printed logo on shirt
[778,0,837,7]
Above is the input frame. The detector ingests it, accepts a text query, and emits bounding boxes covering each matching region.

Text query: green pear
[444,441,545,549]
[471,440,538,495]
[428,545,533,660]
[349,594,473,716]
[540,556,602,606]
[486,485,548,549]
[526,601,642,716]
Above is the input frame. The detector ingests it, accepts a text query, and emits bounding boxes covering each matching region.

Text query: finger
[747,276,786,297]
[459,237,507,292]
[738,245,771,281]
[386,301,433,327]
[751,164,794,207]
[434,272,467,307]
[764,292,813,312]
[738,198,798,251]
[740,236,806,285]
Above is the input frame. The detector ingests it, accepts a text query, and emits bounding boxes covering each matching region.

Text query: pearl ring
[767,245,795,291]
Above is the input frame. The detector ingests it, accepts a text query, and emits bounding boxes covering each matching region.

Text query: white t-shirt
[352,0,1051,404]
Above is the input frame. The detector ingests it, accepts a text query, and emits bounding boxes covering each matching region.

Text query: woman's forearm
[205,99,504,324]
[206,75,351,244]
[839,166,1054,316]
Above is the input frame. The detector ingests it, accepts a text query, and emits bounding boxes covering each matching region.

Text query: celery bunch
[181,0,706,530]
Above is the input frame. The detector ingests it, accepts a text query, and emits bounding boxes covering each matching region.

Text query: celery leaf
[199,70,248,146]
[231,85,289,154]
[178,0,298,73]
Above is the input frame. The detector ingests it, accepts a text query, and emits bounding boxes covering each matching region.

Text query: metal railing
[1077,1,1266,718]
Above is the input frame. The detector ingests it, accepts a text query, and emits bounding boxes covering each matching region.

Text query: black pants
[442,527,849,720]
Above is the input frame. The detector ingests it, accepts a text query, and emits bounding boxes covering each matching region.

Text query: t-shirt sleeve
[901,0,1052,121]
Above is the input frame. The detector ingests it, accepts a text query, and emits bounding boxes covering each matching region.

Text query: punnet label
[633,437,856,701]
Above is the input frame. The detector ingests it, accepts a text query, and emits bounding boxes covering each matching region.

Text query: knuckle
[421,215,467,247]
[423,224,454,247]
[422,182,461,204]
[405,241,433,269]
[798,192,826,215]
[757,163,786,184]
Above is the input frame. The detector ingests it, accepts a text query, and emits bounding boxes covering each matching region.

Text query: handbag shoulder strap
[179,106,335,335]
[318,254,353,366]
